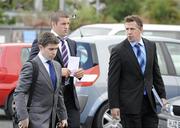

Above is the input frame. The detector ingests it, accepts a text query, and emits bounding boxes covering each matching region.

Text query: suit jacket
[29,38,80,110]
[14,56,67,128]
[108,38,166,114]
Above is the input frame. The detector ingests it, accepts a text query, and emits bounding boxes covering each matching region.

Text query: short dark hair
[38,32,59,47]
[50,10,69,24]
[124,15,143,28]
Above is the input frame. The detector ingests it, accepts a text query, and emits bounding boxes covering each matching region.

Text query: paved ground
[0,109,13,128]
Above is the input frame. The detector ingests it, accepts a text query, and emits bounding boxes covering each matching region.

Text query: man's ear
[38,44,43,50]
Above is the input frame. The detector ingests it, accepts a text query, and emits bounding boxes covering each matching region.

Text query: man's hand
[74,68,84,79]
[111,108,120,119]
[57,119,68,128]
[161,98,168,106]
[62,68,71,78]
[18,118,29,128]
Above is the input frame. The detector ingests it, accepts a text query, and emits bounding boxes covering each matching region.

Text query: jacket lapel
[53,62,61,92]
[36,57,54,91]
[124,39,143,76]
[143,38,150,76]
[67,39,76,56]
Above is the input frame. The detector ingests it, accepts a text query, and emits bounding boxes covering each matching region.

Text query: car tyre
[5,93,15,118]
[93,102,110,128]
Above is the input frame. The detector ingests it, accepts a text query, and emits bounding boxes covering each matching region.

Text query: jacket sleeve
[29,39,39,60]
[56,62,68,120]
[13,62,33,121]
[108,48,121,109]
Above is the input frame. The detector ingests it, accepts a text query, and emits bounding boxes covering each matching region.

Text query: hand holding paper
[67,56,80,76]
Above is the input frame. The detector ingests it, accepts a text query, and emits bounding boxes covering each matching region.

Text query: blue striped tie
[134,44,145,73]
[134,43,146,95]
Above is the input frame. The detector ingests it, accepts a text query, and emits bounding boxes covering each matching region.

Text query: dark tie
[61,39,69,67]
[47,60,57,90]
[134,43,146,95]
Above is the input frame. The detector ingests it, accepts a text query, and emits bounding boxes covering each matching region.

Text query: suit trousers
[121,95,158,128]
[63,85,80,128]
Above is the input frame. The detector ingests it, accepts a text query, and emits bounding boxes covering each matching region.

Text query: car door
[156,42,179,99]
[164,42,180,98]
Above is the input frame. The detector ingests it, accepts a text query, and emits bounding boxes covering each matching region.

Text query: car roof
[80,23,180,31]
[73,35,180,44]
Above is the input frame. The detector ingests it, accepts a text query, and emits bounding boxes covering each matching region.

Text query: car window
[166,43,180,75]
[143,31,180,40]
[115,30,125,35]
[115,30,180,40]
[156,43,168,75]
[21,47,31,65]
[76,42,98,70]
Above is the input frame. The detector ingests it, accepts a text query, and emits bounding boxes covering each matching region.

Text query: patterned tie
[61,39,69,67]
[134,43,146,95]
[134,43,145,74]
[47,60,57,90]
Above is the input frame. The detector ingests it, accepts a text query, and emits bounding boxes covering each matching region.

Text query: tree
[103,0,141,22]
[140,0,180,24]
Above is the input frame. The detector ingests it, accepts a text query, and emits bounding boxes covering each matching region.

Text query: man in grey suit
[29,11,84,128]
[14,32,68,128]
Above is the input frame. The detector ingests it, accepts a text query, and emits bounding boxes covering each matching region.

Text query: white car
[69,23,180,40]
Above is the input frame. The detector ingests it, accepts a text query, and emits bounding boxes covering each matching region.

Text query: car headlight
[161,104,174,116]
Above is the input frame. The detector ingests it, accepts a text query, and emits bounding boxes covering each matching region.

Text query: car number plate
[167,119,180,128]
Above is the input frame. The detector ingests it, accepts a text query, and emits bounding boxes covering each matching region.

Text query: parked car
[0,43,31,117]
[158,96,180,128]
[69,23,180,40]
[73,35,180,128]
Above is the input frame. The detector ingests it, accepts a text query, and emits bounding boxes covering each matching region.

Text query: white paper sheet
[152,87,163,107]
[67,56,80,76]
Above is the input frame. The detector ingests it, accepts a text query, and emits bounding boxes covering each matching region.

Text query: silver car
[74,35,180,128]
[159,96,180,128]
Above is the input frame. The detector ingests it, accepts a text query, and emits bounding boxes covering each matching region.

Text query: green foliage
[140,0,180,24]
[104,0,141,22]
[70,4,117,30]
[44,0,59,11]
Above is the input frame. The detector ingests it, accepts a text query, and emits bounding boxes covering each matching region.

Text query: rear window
[76,42,98,70]
[143,31,180,40]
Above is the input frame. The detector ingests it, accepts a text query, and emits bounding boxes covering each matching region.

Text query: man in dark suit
[29,11,84,128]
[14,32,68,128]
[108,15,168,128]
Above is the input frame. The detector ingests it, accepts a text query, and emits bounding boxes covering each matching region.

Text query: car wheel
[4,94,15,118]
[93,102,122,128]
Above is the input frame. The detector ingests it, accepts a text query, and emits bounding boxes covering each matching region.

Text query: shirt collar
[38,52,49,63]
[51,29,67,41]
[130,38,144,47]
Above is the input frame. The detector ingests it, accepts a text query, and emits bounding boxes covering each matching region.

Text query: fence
[0,25,50,43]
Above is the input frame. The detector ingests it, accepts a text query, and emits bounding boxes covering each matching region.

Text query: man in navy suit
[29,11,84,128]
[108,15,168,128]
